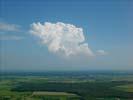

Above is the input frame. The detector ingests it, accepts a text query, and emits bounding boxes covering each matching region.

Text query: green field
[0,71,133,100]
[116,84,133,92]
[0,78,79,100]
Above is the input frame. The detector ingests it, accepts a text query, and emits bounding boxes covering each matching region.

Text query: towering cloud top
[30,22,94,57]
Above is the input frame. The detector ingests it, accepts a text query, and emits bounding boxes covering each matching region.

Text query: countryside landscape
[0,0,133,100]
[0,71,133,100]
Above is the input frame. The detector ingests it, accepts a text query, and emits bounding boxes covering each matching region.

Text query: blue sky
[0,0,133,71]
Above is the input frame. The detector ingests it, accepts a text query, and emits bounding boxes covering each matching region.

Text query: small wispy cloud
[96,50,108,56]
[0,35,24,41]
[0,22,20,32]
[0,22,25,41]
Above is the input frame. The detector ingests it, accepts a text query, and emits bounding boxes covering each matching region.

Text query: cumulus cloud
[0,22,20,32]
[30,22,94,57]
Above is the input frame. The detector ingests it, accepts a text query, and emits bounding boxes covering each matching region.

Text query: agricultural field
[116,84,133,92]
[0,71,133,100]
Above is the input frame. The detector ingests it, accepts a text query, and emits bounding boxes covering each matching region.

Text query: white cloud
[0,22,20,32]
[30,22,94,57]
[0,35,24,40]
[96,50,108,55]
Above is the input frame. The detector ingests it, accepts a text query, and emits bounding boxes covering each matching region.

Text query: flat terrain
[116,84,133,92]
[0,71,133,100]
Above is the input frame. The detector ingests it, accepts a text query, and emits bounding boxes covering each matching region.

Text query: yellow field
[32,91,77,96]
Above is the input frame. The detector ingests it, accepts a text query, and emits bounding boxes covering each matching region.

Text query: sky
[0,0,133,71]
